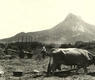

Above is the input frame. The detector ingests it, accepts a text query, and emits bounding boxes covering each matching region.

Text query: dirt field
[0,57,95,80]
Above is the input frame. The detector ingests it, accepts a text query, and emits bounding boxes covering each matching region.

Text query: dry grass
[0,58,95,80]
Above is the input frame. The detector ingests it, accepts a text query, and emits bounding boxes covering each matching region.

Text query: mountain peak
[52,13,82,30]
[67,13,78,17]
[65,13,81,22]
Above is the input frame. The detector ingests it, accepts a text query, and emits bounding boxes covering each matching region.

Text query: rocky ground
[0,57,95,80]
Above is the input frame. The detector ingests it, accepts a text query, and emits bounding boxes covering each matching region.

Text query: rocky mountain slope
[1,13,95,44]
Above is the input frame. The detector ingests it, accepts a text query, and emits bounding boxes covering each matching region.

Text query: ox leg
[71,65,78,74]
[56,64,61,71]
[47,63,52,76]
[51,63,57,75]
[82,63,88,74]
[76,65,88,74]
[70,65,73,69]
[75,65,81,73]
[70,65,77,73]
[74,65,78,73]
[83,66,88,74]
[71,65,76,69]
[73,65,76,68]
[47,63,57,76]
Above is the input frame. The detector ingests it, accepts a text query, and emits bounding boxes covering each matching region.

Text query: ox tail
[88,51,95,65]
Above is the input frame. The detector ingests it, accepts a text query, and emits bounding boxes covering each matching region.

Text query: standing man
[41,46,46,58]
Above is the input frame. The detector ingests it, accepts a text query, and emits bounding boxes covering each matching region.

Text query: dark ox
[44,48,95,75]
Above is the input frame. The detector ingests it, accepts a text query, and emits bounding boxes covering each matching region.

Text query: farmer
[41,46,46,58]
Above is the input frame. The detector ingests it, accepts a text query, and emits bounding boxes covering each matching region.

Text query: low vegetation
[0,41,95,80]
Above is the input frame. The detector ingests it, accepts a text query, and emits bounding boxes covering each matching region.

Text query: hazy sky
[0,0,95,39]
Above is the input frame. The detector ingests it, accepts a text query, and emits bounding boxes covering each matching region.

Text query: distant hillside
[1,13,95,44]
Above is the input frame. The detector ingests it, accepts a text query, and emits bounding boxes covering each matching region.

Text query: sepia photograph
[0,0,95,80]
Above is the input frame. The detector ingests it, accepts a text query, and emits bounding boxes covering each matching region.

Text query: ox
[43,48,95,75]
